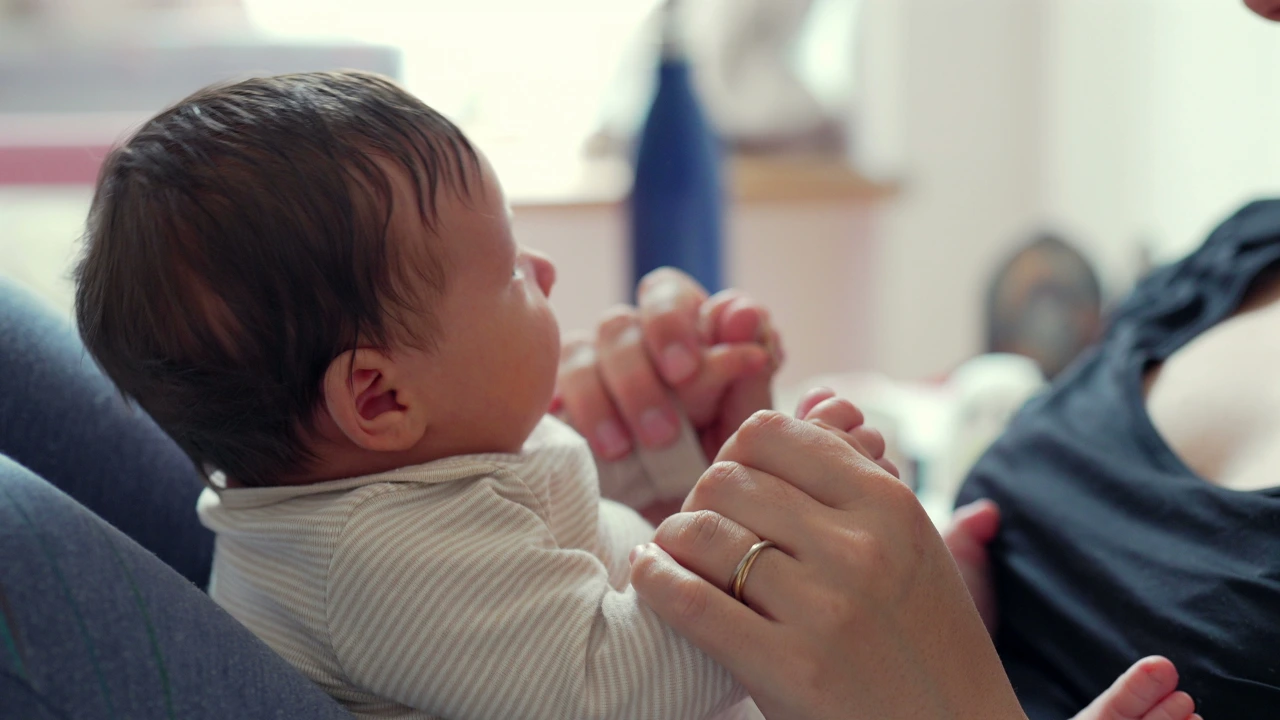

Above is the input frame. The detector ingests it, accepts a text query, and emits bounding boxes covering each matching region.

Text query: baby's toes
[1140,692,1195,720]
[1077,656,1179,720]
[1111,656,1179,719]
[804,397,865,433]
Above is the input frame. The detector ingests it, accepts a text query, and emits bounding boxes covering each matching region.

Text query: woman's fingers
[558,278,782,463]
[682,461,822,558]
[595,306,683,449]
[646,409,1026,720]
[674,342,771,427]
[653,510,800,618]
[629,542,785,690]
[700,342,771,387]
[636,268,708,385]
[717,411,890,510]
[699,289,751,343]
[702,291,769,347]
[556,333,632,460]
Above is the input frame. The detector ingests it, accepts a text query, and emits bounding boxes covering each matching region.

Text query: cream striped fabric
[197,416,749,720]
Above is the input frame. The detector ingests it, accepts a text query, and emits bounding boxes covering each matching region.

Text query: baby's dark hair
[74,70,478,487]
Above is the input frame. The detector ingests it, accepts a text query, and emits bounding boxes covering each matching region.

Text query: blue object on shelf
[629,7,724,296]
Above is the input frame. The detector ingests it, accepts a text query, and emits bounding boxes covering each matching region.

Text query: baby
[74,70,1195,720]
[76,69,756,720]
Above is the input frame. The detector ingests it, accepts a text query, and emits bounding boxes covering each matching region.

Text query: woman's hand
[555,268,781,462]
[629,410,1026,720]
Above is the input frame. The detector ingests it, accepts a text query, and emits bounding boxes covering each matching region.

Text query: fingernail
[614,324,644,348]
[642,277,682,312]
[629,544,644,564]
[594,419,632,459]
[640,408,678,446]
[662,344,697,382]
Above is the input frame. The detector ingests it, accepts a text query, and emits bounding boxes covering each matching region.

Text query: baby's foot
[1073,656,1199,720]
[942,499,1000,634]
[796,389,898,477]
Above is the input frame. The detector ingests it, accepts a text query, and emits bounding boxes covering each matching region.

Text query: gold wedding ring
[729,539,777,602]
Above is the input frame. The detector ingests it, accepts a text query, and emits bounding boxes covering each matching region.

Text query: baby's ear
[322,348,427,452]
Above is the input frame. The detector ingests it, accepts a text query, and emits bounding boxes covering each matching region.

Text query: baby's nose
[525,249,556,297]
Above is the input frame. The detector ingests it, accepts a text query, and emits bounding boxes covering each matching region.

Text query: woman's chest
[1145,283,1280,491]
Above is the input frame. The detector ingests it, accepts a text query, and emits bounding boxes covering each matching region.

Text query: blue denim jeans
[0,279,351,718]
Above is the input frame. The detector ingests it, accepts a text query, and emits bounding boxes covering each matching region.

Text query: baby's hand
[794,387,899,478]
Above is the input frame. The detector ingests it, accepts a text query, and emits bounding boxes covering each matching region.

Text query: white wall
[1037,0,1153,298]
[515,199,880,391]
[1042,0,1280,276]
[861,0,1280,380]
[14,1,1280,388]
[858,0,1047,379]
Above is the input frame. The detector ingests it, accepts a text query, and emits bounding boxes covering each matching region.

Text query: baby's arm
[327,484,744,720]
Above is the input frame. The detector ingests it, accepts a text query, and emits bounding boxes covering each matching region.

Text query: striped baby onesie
[197,416,751,719]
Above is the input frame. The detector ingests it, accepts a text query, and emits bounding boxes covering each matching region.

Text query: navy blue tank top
[958,200,1280,719]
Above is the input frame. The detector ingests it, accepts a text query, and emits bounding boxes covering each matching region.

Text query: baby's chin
[1246,0,1280,21]
[483,394,559,455]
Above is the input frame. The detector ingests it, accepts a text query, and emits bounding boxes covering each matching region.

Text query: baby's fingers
[807,419,877,464]
[674,343,771,427]
[794,387,835,419]
[850,425,886,460]
[803,396,865,432]
[807,407,899,479]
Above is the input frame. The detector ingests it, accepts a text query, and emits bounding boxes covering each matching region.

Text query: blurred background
[5,0,1280,513]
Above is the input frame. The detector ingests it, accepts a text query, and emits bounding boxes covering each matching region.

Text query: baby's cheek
[540,309,561,363]
[532,312,562,405]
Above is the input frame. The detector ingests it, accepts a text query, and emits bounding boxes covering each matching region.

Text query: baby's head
[76,71,559,487]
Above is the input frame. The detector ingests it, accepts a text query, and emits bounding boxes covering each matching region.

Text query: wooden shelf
[0,113,899,208]
[501,150,899,211]
[730,155,900,204]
